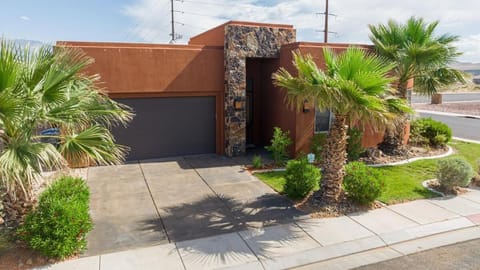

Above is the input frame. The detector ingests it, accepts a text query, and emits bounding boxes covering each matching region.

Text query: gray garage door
[112,97,216,161]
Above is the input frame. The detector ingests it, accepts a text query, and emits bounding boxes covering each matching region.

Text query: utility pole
[316,0,336,43]
[324,0,329,43]
[170,0,175,43]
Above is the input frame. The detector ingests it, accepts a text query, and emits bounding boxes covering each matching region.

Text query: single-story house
[58,21,410,160]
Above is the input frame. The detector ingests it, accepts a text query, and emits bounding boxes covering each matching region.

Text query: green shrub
[409,120,429,146]
[284,158,320,199]
[343,162,385,204]
[310,133,327,162]
[410,118,452,147]
[18,176,93,259]
[347,128,365,161]
[437,158,474,191]
[265,127,292,166]
[252,155,263,169]
[432,134,448,147]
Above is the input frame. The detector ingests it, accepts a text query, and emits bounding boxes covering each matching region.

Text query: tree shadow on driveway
[140,193,307,242]
[140,194,311,267]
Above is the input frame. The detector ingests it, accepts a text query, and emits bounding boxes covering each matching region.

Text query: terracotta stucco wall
[189,24,225,46]
[57,41,225,96]
[57,41,226,154]
[258,58,298,150]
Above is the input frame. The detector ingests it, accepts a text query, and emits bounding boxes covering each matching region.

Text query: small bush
[252,155,263,169]
[410,118,452,147]
[18,176,93,259]
[343,162,385,204]
[347,128,365,161]
[310,133,327,162]
[265,127,292,166]
[409,121,429,146]
[437,158,474,191]
[284,158,320,199]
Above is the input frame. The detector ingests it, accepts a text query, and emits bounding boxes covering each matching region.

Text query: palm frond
[369,17,465,96]
[59,125,129,166]
[273,47,409,131]
[0,39,22,93]
[0,41,133,199]
[0,141,65,197]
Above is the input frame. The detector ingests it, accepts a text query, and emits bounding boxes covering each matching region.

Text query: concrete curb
[416,109,480,119]
[368,146,453,168]
[292,227,480,270]
[250,168,287,173]
[226,223,480,270]
[412,92,480,95]
[453,137,480,144]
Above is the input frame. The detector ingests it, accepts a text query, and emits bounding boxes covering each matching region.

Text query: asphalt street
[416,112,480,141]
[412,92,480,103]
[355,239,480,270]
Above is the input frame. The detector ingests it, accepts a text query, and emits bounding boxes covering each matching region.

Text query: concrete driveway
[84,154,305,256]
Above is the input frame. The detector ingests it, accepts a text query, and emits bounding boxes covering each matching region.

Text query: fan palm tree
[0,40,133,224]
[273,47,411,203]
[369,17,465,151]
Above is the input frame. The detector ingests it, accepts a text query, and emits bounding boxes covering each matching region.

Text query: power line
[175,21,208,31]
[174,10,230,20]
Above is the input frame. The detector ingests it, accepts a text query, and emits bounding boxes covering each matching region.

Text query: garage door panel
[112,97,216,160]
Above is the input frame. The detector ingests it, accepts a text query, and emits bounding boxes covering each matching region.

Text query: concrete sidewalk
[37,188,480,270]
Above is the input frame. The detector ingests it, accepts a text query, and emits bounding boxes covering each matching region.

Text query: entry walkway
[38,188,480,270]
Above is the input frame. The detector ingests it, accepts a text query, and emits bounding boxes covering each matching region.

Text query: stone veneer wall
[224,24,296,156]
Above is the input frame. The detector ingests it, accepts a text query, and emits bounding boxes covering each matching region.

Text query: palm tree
[273,47,411,203]
[369,17,465,151]
[0,40,133,225]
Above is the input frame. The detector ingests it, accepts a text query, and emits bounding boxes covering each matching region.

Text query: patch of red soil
[0,229,74,270]
[0,246,52,270]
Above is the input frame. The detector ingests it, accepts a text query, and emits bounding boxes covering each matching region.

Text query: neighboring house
[58,21,402,161]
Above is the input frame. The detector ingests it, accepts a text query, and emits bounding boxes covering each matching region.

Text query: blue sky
[2,0,480,62]
[0,0,133,43]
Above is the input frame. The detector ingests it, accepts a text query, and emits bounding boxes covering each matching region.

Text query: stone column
[223,24,296,156]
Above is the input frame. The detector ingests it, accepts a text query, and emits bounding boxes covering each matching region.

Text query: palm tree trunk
[2,187,36,227]
[379,82,409,155]
[316,114,348,203]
